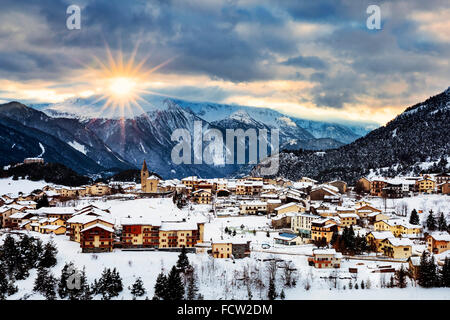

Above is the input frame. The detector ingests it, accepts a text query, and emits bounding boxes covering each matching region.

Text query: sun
[82,42,175,119]
[108,77,137,98]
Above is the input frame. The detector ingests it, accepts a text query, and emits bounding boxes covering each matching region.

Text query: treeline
[0,162,91,186]
[0,236,203,300]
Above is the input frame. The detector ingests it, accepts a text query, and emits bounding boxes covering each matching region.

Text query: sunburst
[82,41,175,119]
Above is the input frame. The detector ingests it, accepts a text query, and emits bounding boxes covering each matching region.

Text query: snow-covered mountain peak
[228,110,254,124]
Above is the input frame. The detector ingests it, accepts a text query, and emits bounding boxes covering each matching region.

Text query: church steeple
[142,160,148,172]
[141,160,149,192]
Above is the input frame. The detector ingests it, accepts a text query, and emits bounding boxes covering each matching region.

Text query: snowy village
[0,158,449,300]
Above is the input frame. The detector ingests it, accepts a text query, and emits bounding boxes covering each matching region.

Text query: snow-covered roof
[274,202,299,211]
[338,213,359,219]
[121,216,162,226]
[81,223,115,233]
[429,232,450,242]
[369,231,394,240]
[159,221,199,231]
[385,237,413,247]
[313,248,337,255]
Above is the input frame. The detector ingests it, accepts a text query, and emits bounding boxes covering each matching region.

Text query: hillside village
[0,158,449,300]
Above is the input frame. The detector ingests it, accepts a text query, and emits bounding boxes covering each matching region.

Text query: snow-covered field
[0,177,48,198]
[1,231,449,300]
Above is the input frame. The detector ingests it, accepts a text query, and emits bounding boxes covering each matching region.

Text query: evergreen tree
[418,251,438,288]
[129,277,146,299]
[267,276,277,300]
[94,267,123,300]
[232,230,237,237]
[1,234,19,275]
[186,270,199,300]
[34,266,56,300]
[176,246,190,273]
[409,209,420,225]
[280,289,285,300]
[167,266,184,300]
[361,280,365,289]
[440,257,450,287]
[153,272,168,300]
[437,212,447,232]
[29,238,44,268]
[395,265,407,288]
[0,263,11,300]
[33,266,48,293]
[39,240,58,268]
[426,210,437,231]
[36,195,50,209]
[41,273,57,300]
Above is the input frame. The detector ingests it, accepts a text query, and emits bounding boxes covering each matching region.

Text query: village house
[274,202,304,216]
[191,189,212,204]
[121,217,161,248]
[311,218,338,244]
[38,217,67,235]
[239,200,267,215]
[370,178,388,197]
[80,223,115,253]
[355,204,382,219]
[23,157,44,164]
[0,204,29,228]
[408,256,421,280]
[236,180,263,196]
[86,183,112,196]
[416,176,436,194]
[271,213,294,229]
[367,212,391,224]
[308,248,342,268]
[266,199,282,214]
[291,213,320,238]
[374,219,422,238]
[356,177,371,193]
[366,231,395,252]
[211,240,251,259]
[380,237,413,259]
[8,211,36,229]
[274,232,303,245]
[66,214,115,243]
[337,213,359,228]
[327,180,347,193]
[438,181,450,194]
[310,185,340,202]
[426,232,450,254]
[158,221,205,248]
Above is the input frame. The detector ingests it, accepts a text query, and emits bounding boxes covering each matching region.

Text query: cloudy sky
[0,0,449,124]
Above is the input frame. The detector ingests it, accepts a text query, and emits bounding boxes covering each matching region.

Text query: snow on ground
[1,231,448,300]
[68,141,87,155]
[0,177,49,198]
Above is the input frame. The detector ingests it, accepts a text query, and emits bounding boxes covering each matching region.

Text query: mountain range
[0,96,374,178]
[252,87,450,183]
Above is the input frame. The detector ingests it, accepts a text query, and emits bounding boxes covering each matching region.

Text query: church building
[140,160,160,193]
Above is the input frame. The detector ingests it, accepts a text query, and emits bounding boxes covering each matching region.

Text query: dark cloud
[282,55,328,70]
[0,0,448,111]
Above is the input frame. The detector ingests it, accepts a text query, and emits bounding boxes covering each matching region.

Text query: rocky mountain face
[252,87,450,184]
[1,95,374,178]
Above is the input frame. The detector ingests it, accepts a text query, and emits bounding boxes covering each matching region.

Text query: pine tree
[418,251,438,288]
[426,210,437,231]
[1,234,19,275]
[280,289,285,300]
[186,270,199,300]
[33,266,48,293]
[361,280,365,289]
[129,277,146,299]
[395,265,407,288]
[167,266,184,300]
[95,267,123,300]
[409,209,420,225]
[0,263,10,300]
[34,266,56,300]
[153,272,168,300]
[440,257,450,287]
[176,246,190,273]
[437,212,447,231]
[41,273,57,300]
[267,276,277,300]
[36,195,50,209]
[39,240,58,268]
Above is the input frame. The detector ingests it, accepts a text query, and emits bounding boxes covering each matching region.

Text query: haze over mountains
[252,87,450,183]
[0,95,375,178]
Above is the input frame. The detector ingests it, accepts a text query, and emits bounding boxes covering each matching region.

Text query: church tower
[141,160,149,192]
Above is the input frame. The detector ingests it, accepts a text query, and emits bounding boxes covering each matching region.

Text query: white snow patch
[68,141,87,155]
